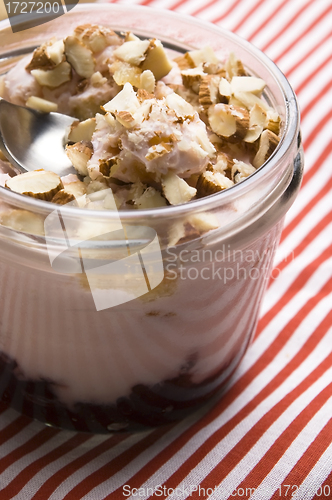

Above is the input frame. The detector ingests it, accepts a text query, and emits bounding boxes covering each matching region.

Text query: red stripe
[273,5,332,64]
[151,308,332,499]
[62,427,171,500]
[108,281,331,499]
[301,143,332,190]
[295,53,332,95]
[232,0,281,35]
[300,80,332,121]
[269,209,332,289]
[169,0,192,11]
[0,415,31,447]
[285,31,332,78]
[269,418,332,499]
[196,0,242,21]
[0,427,60,474]
[280,176,332,243]
[190,357,332,499]
[31,434,127,500]
[261,1,329,54]
[302,109,332,151]
[0,433,91,499]
[246,0,301,42]
[256,246,331,337]
[236,381,332,497]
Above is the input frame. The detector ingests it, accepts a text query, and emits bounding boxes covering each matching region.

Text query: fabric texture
[0,0,331,498]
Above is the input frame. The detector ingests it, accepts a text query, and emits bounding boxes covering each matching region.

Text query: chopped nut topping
[162,173,197,205]
[253,129,280,168]
[26,96,58,113]
[208,103,249,142]
[196,170,234,197]
[67,118,96,143]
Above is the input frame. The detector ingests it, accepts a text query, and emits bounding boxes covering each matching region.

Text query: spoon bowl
[0,98,75,176]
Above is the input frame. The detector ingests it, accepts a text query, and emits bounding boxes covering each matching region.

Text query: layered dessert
[0,23,285,432]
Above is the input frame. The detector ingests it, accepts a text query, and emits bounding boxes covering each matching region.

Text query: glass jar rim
[0,3,300,223]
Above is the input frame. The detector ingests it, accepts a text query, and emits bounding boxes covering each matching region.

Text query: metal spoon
[0,98,76,176]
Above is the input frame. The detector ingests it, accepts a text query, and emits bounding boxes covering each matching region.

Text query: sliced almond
[210,152,234,175]
[186,46,219,67]
[115,110,137,129]
[113,39,150,66]
[139,70,155,93]
[31,61,71,88]
[146,142,173,161]
[181,65,205,94]
[26,96,58,113]
[67,118,96,143]
[64,36,95,78]
[25,39,58,71]
[5,170,63,201]
[102,82,140,114]
[196,170,234,197]
[52,189,76,205]
[233,91,280,123]
[231,161,256,183]
[124,32,141,42]
[231,76,266,96]
[208,103,249,142]
[63,180,87,199]
[45,39,65,66]
[173,53,194,70]
[267,115,281,135]
[66,141,93,176]
[141,39,173,80]
[134,187,167,209]
[75,25,121,53]
[110,60,142,87]
[90,71,108,86]
[218,77,232,99]
[188,212,219,232]
[244,103,267,143]
[162,173,197,205]
[0,209,45,235]
[226,52,246,79]
[199,74,221,108]
[253,129,280,168]
[165,92,196,121]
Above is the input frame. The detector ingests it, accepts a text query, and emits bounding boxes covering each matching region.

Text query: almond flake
[5,170,63,201]
[208,103,249,142]
[187,46,219,67]
[231,76,266,96]
[244,104,267,143]
[102,82,140,115]
[66,141,93,176]
[31,61,71,88]
[140,39,173,80]
[199,74,221,108]
[113,40,150,66]
[162,172,197,205]
[139,70,155,93]
[26,96,58,113]
[165,92,196,120]
[64,36,95,78]
[253,129,280,168]
[196,170,234,197]
[67,118,96,143]
[231,161,256,183]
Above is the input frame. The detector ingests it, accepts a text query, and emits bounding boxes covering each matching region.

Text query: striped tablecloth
[0,0,331,498]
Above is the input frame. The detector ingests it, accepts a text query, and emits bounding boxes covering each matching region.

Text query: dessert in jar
[0,5,303,432]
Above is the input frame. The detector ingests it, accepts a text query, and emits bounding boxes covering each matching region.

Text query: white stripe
[212,0,266,32]
[300,92,332,142]
[0,430,78,490]
[193,0,239,23]
[292,442,332,499]
[82,400,216,499]
[0,420,41,456]
[260,230,332,317]
[216,388,332,500]
[272,198,332,271]
[47,432,147,500]
[254,0,330,60]
[10,434,107,500]
[244,258,332,371]
[236,0,287,41]
[121,301,332,500]
[249,395,332,499]
[280,153,332,235]
[165,337,332,500]
[277,20,332,76]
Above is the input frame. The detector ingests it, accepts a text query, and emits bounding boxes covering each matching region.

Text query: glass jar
[0,4,303,433]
